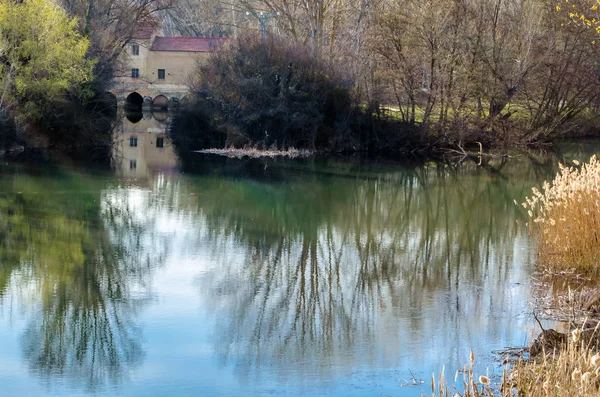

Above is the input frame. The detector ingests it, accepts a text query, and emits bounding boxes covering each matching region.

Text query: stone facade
[109,28,227,108]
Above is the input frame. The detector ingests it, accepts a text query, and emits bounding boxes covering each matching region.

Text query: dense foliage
[167,0,600,149]
[202,36,352,149]
[0,0,167,155]
[175,36,410,151]
[0,0,93,121]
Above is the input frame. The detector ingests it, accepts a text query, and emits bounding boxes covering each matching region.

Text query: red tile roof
[132,26,155,40]
[150,37,230,52]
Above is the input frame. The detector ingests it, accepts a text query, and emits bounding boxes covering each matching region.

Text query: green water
[0,131,598,396]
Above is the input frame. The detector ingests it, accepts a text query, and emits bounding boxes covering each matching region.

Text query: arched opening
[152,95,169,109]
[125,111,143,123]
[152,111,169,122]
[125,92,144,111]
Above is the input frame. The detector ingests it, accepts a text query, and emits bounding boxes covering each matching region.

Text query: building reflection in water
[112,111,179,180]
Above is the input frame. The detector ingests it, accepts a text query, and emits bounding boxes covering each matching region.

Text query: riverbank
[429,152,600,396]
[169,98,600,160]
[434,278,600,397]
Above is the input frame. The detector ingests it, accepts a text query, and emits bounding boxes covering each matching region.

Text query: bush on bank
[0,0,93,122]
[171,35,421,153]
[0,0,118,159]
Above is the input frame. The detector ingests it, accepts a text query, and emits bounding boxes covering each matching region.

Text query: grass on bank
[432,325,600,396]
[522,155,600,275]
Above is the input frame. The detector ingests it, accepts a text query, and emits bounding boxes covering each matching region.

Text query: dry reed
[194,147,313,159]
[522,155,600,274]
[429,349,500,396]
[433,156,600,397]
[431,325,600,396]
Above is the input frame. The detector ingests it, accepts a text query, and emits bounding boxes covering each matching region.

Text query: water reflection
[1,139,599,396]
[0,167,166,391]
[183,157,552,384]
[112,111,178,180]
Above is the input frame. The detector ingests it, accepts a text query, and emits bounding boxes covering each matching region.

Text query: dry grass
[432,324,600,396]
[435,155,600,397]
[194,147,313,159]
[429,349,503,396]
[522,155,600,274]
[509,324,600,396]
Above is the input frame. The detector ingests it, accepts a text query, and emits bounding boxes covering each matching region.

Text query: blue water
[1,121,596,396]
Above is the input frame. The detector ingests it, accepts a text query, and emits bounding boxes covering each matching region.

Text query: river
[0,112,598,396]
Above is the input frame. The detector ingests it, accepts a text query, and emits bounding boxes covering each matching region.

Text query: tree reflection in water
[186,156,561,381]
[0,146,595,393]
[0,165,166,391]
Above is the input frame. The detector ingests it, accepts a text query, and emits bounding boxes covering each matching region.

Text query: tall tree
[58,0,173,87]
[0,0,92,120]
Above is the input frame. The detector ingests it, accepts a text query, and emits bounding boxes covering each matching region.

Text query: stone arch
[125,111,143,123]
[125,92,144,110]
[152,95,169,109]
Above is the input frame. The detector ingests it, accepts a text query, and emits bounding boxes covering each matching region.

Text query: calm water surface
[1,115,599,396]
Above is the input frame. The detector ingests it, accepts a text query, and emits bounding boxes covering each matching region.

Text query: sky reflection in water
[0,117,599,396]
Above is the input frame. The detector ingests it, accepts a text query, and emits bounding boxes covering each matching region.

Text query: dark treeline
[3,0,600,157]
[170,0,600,153]
[170,36,422,153]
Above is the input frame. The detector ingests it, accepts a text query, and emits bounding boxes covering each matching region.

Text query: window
[132,44,139,56]
[131,68,139,78]
[129,159,137,169]
[156,137,164,148]
[129,136,138,147]
[157,69,166,80]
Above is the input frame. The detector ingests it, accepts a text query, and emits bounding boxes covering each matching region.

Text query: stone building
[110,27,229,109]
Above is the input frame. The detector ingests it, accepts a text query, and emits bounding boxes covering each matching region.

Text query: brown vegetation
[371,0,600,145]
[195,147,312,158]
[523,155,600,274]
[430,324,600,396]
[175,35,419,152]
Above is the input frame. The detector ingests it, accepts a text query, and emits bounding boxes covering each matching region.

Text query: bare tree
[59,0,174,87]
[369,0,600,144]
